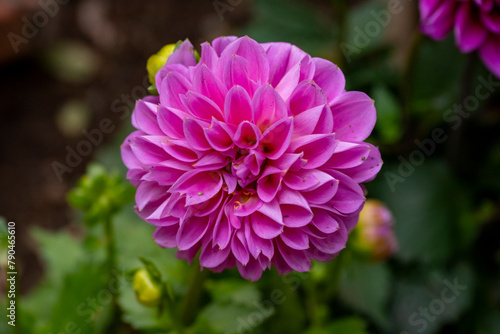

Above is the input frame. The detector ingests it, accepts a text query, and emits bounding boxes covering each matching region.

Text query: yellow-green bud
[133,269,163,307]
[147,44,176,85]
[351,200,398,262]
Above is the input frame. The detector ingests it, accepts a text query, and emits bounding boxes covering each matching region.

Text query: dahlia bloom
[351,200,398,262]
[121,36,382,281]
[420,0,500,77]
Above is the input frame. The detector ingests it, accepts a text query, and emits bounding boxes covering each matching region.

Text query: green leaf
[327,317,369,334]
[372,85,402,143]
[339,258,391,329]
[46,263,113,334]
[303,316,369,334]
[368,160,458,264]
[197,279,272,334]
[391,263,475,334]
[411,36,466,118]
[241,0,335,57]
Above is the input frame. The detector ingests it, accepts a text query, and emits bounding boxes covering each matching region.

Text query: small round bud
[133,269,163,307]
[147,44,176,85]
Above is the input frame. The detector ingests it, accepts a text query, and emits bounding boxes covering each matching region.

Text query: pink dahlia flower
[420,0,500,77]
[121,36,382,281]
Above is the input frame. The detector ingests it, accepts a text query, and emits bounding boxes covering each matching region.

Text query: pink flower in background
[420,0,500,77]
[121,36,382,281]
[352,200,398,262]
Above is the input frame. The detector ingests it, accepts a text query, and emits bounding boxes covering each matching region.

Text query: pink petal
[237,257,264,281]
[197,42,218,69]
[338,143,383,183]
[326,170,365,214]
[135,181,169,212]
[259,117,294,160]
[200,241,231,268]
[153,224,179,248]
[183,118,211,151]
[213,202,232,249]
[225,85,253,125]
[234,121,260,149]
[204,118,235,151]
[170,170,223,206]
[455,3,488,52]
[181,91,224,121]
[289,80,327,116]
[310,208,340,234]
[192,64,228,110]
[276,240,311,272]
[141,160,191,186]
[161,139,199,162]
[252,84,287,129]
[312,58,345,104]
[278,188,313,228]
[218,36,270,84]
[157,105,190,139]
[309,222,347,254]
[243,151,266,176]
[244,221,274,260]
[121,132,142,169]
[257,166,284,203]
[280,228,309,250]
[159,70,191,109]
[331,91,376,142]
[131,99,163,135]
[212,36,238,56]
[289,134,338,169]
[166,39,197,67]
[292,104,330,137]
[481,7,500,33]
[479,35,500,78]
[231,192,264,217]
[176,215,210,250]
[420,0,457,39]
[324,142,371,169]
[130,135,169,165]
[232,230,250,265]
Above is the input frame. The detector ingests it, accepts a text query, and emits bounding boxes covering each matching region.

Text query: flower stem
[180,261,208,327]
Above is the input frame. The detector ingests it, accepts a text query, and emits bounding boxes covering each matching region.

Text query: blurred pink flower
[352,200,398,262]
[420,0,500,77]
[121,36,382,280]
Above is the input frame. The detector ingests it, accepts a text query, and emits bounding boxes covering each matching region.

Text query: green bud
[67,163,134,226]
[133,269,163,307]
[147,43,176,86]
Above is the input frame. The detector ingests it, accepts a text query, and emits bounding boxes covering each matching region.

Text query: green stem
[325,250,348,298]
[104,214,120,329]
[401,31,423,135]
[163,286,186,334]
[180,261,209,327]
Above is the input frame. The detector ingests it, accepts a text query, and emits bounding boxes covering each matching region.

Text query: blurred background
[0,0,499,333]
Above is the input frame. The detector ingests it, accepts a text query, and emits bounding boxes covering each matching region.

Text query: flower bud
[133,269,163,307]
[352,200,398,262]
[146,44,176,85]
